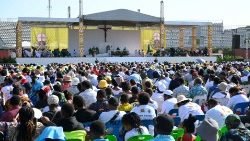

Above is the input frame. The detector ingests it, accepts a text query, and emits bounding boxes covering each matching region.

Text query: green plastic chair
[219,126,228,138]
[127,134,154,141]
[64,130,86,141]
[105,134,117,141]
[195,135,201,141]
[171,128,184,140]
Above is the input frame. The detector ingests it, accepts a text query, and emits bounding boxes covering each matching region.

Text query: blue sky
[0,0,249,29]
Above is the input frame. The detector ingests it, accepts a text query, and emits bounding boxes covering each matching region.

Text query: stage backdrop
[31,27,68,51]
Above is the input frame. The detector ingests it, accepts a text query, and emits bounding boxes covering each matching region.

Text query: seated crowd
[0,61,250,141]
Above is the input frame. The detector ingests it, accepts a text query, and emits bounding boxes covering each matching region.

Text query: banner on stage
[31,27,68,51]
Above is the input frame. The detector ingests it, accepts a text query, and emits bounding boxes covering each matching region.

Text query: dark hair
[207,99,218,108]
[73,95,85,109]
[53,84,62,92]
[179,78,185,85]
[182,114,196,133]
[144,81,152,89]
[17,106,36,141]
[108,97,119,107]
[231,75,241,85]
[12,86,23,95]
[213,77,221,85]
[122,112,142,133]
[130,79,136,86]
[120,94,129,104]
[155,115,174,135]
[82,80,92,89]
[131,86,139,95]
[61,103,75,118]
[120,82,131,92]
[229,86,240,95]
[90,120,106,137]
[105,87,113,98]
[10,95,21,106]
[97,89,107,99]
[144,88,153,96]
[112,79,119,87]
[63,90,73,100]
[138,92,150,105]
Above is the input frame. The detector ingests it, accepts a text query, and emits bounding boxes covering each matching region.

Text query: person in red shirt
[178,114,197,141]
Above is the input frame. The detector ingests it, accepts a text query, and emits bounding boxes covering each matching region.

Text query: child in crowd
[178,114,197,141]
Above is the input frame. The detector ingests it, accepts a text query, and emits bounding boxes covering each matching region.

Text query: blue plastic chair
[169,109,179,116]
[141,120,154,128]
[195,115,205,123]
[173,116,181,127]
[105,120,122,141]
[233,102,249,115]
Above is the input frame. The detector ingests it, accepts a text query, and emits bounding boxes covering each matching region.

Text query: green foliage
[217,55,244,63]
[0,57,16,63]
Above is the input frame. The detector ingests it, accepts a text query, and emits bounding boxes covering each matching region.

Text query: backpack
[221,128,250,141]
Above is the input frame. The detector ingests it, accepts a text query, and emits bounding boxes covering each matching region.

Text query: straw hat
[63,75,72,82]
[98,80,108,89]
[176,95,191,104]
[218,82,228,92]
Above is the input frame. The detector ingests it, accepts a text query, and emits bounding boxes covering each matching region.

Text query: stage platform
[16,56,217,65]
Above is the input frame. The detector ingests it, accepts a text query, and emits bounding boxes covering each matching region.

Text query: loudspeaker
[232,35,240,49]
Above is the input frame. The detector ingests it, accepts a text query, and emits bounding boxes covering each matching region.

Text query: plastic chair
[195,135,201,141]
[127,134,154,141]
[105,134,117,141]
[141,120,154,128]
[219,126,228,138]
[105,120,122,141]
[64,130,86,141]
[195,115,205,123]
[173,116,181,127]
[171,128,184,140]
[169,109,179,116]
[233,102,249,115]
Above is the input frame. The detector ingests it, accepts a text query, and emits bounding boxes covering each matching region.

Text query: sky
[0,0,249,29]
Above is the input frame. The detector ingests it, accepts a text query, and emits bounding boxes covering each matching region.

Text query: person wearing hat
[196,118,219,141]
[211,82,230,106]
[62,75,72,91]
[42,95,61,113]
[220,114,250,141]
[205,99,233,128]
[176,95,204,122]
[160,90,177,115]
[151,81,167,112]
[98,80,108,89]
[152,115,175,141]
[67,77,80,95]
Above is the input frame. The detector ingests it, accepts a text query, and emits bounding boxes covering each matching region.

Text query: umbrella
[196,58,206,63]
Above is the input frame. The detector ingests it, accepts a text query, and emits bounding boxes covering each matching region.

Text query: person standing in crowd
[205,99,233,128]
[98,97,126,123]
[169,72,182,91]
[151,81,166,112]
[207,76,221,99]
[122,112,149,141]
[79,80,97,107]
[160,90,177,115]
[152,115,175,141]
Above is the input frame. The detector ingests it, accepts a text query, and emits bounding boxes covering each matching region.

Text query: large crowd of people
[0,61,250,141]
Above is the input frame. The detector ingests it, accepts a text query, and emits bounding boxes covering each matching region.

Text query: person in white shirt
[205,99,233,128]
[160,90,177,115]
[79,80,97,107]
[122,112,149,141]
[151,81,166,112]
[131,92,156,120]
[176,95,204,122]
[211,82,230,106]
[227,86,249,109]
[98,97,126,123]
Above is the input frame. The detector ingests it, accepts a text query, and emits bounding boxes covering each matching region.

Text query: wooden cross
[99,24,111,42]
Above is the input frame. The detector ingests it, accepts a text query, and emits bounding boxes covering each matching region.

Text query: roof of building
[165,21,212,26]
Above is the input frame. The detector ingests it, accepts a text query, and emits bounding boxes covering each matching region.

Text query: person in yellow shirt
[118,94,133,112]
